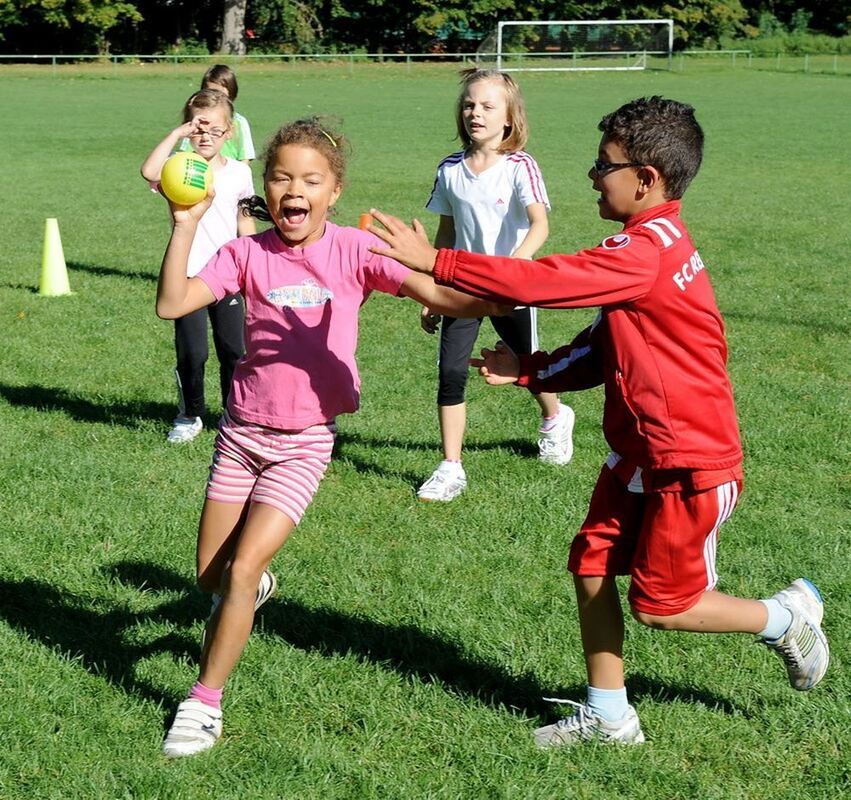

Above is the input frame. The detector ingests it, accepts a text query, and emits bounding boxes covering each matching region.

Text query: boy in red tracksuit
[368,96,829,746]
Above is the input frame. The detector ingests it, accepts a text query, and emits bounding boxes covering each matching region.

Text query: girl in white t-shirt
[418,68,575,502]
[153,117,505,758]
[141,89,256,443]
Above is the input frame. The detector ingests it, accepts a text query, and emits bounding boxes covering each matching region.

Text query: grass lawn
[0,63,849,798]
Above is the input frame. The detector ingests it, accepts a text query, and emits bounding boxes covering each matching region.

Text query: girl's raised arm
[140,117,203,183]
[156,197,217,319]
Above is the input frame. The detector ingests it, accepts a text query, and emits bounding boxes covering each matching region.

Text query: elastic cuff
[433,248,455,284]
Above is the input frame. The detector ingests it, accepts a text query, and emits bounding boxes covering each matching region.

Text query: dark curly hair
[598,97,704,199]
[239,117,350,222]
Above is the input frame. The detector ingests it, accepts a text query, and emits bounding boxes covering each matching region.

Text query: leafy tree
[246,0,324,53]
[0,0,142,53]
[661,0,748,47]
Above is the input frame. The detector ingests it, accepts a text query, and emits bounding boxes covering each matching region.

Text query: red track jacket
[433,200,743,473]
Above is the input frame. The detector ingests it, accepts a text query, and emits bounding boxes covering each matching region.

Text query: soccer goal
[476,19,674,72]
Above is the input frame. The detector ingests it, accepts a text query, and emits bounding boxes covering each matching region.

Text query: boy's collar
[624,199,682,228]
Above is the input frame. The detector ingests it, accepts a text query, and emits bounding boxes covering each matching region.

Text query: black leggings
[437,307,538,406]
[173,293,245,418]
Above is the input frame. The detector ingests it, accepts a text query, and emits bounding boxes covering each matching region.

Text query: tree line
[0,0,848,56]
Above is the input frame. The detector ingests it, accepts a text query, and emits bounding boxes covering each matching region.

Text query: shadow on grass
[333,429,540,488]
[0,561,745,722]
[0,383,174,428]
[0,577,197,709]
[724,309,850,338]
[67,260,158,283]
[0,282,38,293]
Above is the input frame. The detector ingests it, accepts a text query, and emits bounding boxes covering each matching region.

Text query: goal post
[476,19,674,72]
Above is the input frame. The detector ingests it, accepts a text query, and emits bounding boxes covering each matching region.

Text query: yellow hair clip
[320,129,337,148]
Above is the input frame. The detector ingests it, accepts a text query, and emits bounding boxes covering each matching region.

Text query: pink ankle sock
[540,412,560,432]
[189,680,223,710]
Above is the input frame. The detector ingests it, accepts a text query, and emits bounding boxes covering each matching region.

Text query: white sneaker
[533,701,645,748]
[253,569,278,611]
[163,698,222,758]
[538,404,575,465]
[167,415,203,444]
[762,578,829,691]
[417,461,467,502]
[201,569,278,651]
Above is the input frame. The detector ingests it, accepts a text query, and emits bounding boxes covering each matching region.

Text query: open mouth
[282,207,308,225]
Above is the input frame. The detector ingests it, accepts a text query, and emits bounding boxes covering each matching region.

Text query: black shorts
[437,307,539,406]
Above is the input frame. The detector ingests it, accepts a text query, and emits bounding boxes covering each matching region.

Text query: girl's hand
[175,114,209,140]
[469,341,520,386]
[420,306,441,334]
[367,209,439,273]
[162,186,215,226]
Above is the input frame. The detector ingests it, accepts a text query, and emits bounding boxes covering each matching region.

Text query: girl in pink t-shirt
[154,117,504,758]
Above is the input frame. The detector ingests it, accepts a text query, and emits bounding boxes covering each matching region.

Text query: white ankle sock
[758,598,793,641]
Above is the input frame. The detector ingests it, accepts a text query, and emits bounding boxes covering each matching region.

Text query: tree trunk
[220,0,247,55]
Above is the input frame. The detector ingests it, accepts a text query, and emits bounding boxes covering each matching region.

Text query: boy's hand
[368,209,439,274]
[469,341,521,386]
[420,306,441,334]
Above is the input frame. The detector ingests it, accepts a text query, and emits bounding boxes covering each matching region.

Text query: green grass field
[1,64,849,798]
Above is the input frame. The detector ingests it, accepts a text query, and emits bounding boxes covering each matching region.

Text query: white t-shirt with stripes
[426,151,550,256]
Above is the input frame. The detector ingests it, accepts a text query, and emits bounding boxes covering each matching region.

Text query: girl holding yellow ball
[141,89,256,444]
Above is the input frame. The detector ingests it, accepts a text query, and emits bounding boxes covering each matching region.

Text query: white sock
[586,685,629,722]
[758,598,793,641]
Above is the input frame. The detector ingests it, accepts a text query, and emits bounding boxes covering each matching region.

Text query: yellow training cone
[39,218,72,296]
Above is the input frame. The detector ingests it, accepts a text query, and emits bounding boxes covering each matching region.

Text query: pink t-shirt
[197,222,411,429]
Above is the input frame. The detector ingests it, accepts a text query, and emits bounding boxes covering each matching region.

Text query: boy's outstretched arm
[368,209,438,274]
[370,209,659,309]
[469,341,521,386]
[472,323,603,394]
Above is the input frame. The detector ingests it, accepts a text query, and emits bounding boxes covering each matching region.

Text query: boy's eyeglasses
[593,159,644,175]
[190,127,229,139]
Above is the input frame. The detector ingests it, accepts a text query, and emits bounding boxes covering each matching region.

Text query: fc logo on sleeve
[601,234,631,250]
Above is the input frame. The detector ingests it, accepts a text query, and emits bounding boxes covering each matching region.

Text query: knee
[437,370,468,405]
[224,556,264,595]
[630,605,676,630]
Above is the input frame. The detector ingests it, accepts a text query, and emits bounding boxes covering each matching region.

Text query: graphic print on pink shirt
[196,222,411,429]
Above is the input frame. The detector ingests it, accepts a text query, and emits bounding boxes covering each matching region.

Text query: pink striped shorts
[206,411,336,525]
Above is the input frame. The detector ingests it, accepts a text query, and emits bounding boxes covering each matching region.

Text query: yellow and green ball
[160,152,212,206]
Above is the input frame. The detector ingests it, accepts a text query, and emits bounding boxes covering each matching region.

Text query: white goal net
[476,19,674,72]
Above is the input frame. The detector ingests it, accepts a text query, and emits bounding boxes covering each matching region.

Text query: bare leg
[200,503,296,689]
[633,590,768,634]
[575,575,625,689]
[438,402,466,462]
[534,391,561,419]
[196,498,250,594]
